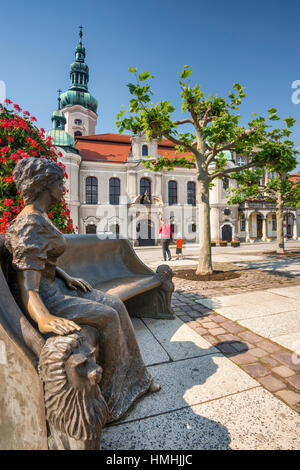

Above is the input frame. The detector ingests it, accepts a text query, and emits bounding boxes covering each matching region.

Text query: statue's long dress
[5,212,152,422]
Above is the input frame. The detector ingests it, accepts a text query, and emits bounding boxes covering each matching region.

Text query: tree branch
[163,131,200,157]
[173,118,193,126]
[201,105,213,127]
[204,144,218,169]
[215,127,260,154]
[209,160,266,181]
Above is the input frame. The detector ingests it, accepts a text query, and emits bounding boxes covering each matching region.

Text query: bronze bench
[0,234,174,450]
[57,235,175,319]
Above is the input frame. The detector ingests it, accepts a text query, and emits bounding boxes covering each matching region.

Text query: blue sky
[1,0,300,168]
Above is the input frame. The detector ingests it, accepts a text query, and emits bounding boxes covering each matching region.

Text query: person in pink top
[159,220,172,261]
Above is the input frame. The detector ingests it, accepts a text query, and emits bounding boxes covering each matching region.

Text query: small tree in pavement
[117,67,296,274]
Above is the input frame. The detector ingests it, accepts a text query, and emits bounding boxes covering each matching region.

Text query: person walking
[175,233,184,260]
[159,220,172,261]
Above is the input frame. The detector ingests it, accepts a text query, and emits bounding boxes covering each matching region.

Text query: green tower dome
[46,106,77,151]
[60,27,98,113]
[60,89,98,113]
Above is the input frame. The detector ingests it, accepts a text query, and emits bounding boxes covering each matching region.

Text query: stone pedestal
[0,327,48,449]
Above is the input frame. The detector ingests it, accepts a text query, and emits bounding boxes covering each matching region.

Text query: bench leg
[125,288,175,319]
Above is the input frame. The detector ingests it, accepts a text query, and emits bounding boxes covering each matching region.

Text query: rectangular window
[272,215,277,231]
[168,181,178,206]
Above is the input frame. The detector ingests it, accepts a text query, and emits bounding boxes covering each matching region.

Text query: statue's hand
[38,315,81,336]
[64,276,92,293]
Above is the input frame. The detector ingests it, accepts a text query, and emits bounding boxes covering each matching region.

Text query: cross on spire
[57,89,62,109]
[79,25,83,41]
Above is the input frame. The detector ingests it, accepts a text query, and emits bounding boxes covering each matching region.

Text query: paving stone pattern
[173,262,300,298]
[172,291,300,413]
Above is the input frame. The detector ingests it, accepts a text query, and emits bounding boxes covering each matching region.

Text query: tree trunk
[276,191,285,254]
[196,175,213,275]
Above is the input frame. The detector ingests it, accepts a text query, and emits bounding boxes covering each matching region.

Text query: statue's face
[65,342,102,392]
[49,179,65,204]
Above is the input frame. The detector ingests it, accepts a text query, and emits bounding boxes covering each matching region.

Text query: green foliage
[117,66,298,185]
[0,101,76,234]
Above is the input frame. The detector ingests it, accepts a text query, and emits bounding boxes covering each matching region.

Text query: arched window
[142,145,148,156]
[223,177,229,191]
[86,224,96,234]
[187,181,196,206]
[86,177,98,204]
[110,223,120,239]
[109,177,120,205]
[74,131,82,137]
[75,119,82,125]
[140,178,151,202]
[188,223,196,233]
[168,181,178,205]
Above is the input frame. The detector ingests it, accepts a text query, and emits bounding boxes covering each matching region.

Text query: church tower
[46,93,82,231]
[59,26,98,137]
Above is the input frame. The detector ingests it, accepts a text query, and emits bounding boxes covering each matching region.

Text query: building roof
[289,172,300,183]
[75,133,194,163]
[76,136,130,163]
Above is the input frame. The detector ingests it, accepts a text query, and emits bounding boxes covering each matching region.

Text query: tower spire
[68,26,89,92]
[59,28,98,116]
[57,88,62,110]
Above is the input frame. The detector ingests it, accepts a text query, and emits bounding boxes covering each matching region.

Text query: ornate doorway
[137,219,155,246]
[222,224,232,242]
[257,214,262,238]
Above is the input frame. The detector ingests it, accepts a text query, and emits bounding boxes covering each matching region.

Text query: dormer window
[237,156,244,166]
[75,119,82,125]
[142,144,148,156]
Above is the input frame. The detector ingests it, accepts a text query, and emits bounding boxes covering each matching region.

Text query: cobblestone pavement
[171,291,300,414]
[173,262,300,297]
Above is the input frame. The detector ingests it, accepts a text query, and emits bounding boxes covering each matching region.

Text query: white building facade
[46,32,298,245]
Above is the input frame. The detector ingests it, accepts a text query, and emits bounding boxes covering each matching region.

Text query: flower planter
[249,238,256,244]
[266,237,272,243]
[211,242,216,247]
[231,241,240,248]
[219,241,228,247]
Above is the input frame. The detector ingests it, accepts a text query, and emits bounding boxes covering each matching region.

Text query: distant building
[46,31,298,244]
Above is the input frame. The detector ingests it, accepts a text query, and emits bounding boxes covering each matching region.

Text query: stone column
[155,173,163,200]
[210,207,220,241]
[293,215,298,239]
[262,217,267,241]
[127,171,137,201]
[245,216,250,242]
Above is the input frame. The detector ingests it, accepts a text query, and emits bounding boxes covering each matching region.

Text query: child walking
[175,233,184,260]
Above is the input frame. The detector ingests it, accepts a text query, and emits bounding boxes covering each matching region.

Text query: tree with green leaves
[116,67,297,274]
[227,168,300,255]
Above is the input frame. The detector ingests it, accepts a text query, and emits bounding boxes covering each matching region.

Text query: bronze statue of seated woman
[5,157,160,449]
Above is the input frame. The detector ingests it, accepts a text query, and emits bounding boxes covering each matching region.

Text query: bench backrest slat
[58,235,153,287]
